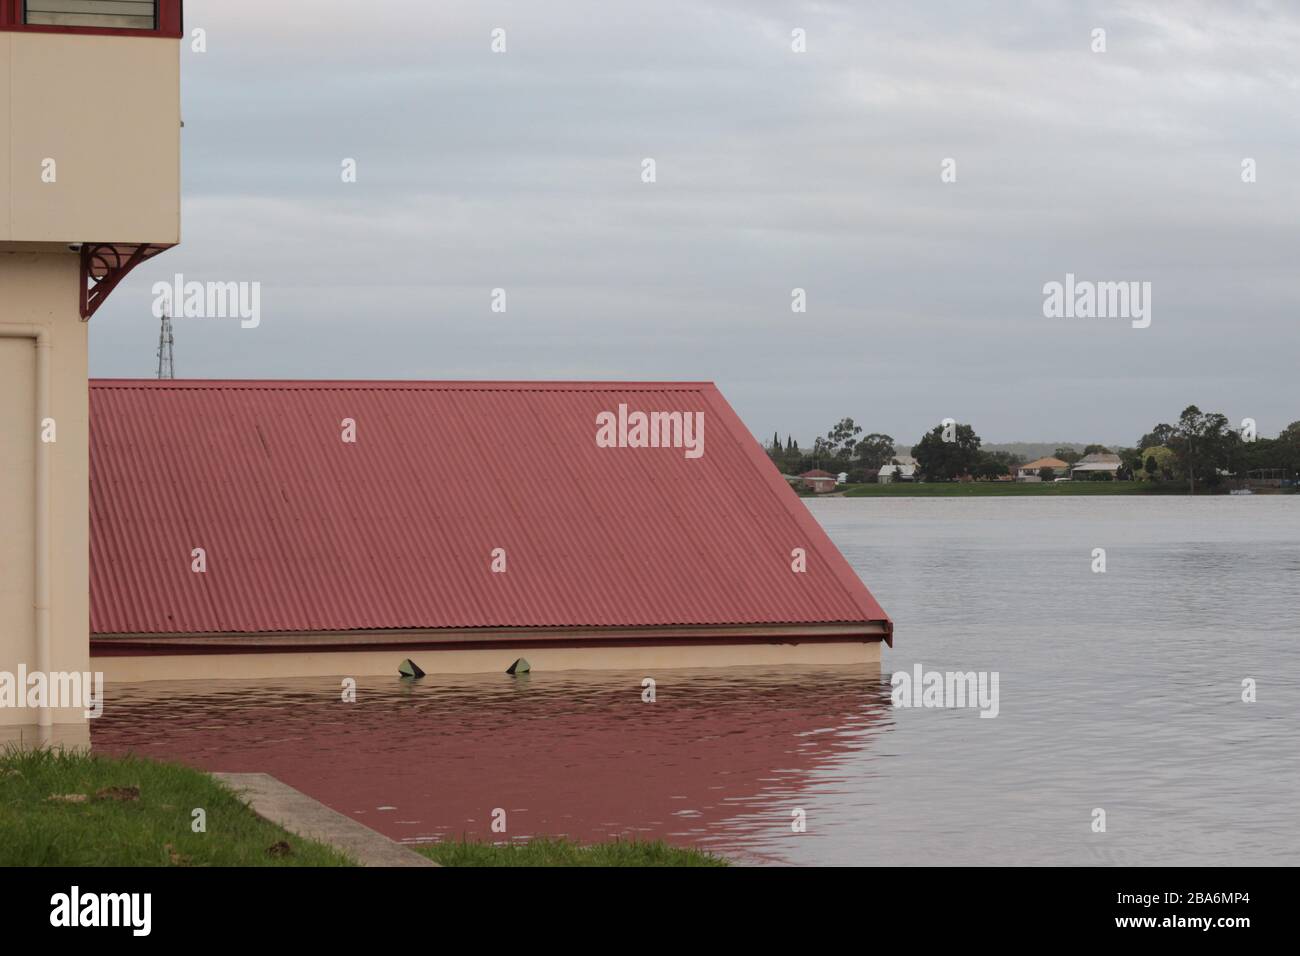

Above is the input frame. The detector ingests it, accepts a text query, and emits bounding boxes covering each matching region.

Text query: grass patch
[0,747,353,866]
[841,481,1186,497]
[415,835,728,867]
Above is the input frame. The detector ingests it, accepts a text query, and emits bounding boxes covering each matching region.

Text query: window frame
[0,1,182,39]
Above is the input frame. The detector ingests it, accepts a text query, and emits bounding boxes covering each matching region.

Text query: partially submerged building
[89,380,893,681]
[0,2,892,744]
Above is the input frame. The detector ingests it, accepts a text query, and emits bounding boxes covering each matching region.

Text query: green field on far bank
[415,836,729,867]
[0,747,353,866]
[839,481,1189,497]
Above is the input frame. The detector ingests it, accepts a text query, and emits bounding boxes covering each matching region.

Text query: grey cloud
[91,0,1300,446]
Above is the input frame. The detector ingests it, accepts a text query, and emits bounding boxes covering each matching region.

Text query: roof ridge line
[89,379,719,390]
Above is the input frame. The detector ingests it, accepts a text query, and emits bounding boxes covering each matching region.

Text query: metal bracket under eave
[79,243,174,321]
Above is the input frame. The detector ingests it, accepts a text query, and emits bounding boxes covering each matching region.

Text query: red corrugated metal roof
[89,380,890,640]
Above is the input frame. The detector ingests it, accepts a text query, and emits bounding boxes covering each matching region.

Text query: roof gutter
[0,326,53,727]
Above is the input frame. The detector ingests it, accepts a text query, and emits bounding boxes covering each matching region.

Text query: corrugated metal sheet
[89,380,890,638]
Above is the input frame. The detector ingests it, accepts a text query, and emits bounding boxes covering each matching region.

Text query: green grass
[415,835,729,867]
[841,480,1187,497]
[0,747,353,866]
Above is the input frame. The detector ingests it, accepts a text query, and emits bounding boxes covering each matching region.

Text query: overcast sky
[89,0,1300,447]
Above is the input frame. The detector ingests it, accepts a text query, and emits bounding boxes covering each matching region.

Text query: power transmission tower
[156,313,175,379]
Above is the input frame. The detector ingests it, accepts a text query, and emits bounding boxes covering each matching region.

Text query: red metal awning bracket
[80,243,173,321]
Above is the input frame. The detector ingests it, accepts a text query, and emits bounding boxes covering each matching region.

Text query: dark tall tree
[1137,423,1176,451]
[1169,405,1235,493]
[1116,446,1142,474]
[853,433,896,470]
[1274,422,1300,474]
[825,417,864,460]
[913,422,982,480]
[811,436,835,466]
[983,450,1019,470]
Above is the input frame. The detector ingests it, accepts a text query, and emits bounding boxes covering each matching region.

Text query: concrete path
[214,771,437,867]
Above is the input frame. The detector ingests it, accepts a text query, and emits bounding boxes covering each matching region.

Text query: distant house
[836,472,849,485]
[878,456,917,483]
[1017,457,1069,481]
[799,469,838,493]
[1070,452,1122,479]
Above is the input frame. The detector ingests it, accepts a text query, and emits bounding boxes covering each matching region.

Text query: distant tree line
[767,417,1013,482]
[766,406,1300,490]
[1132,406,1300,492]
[765,419,898,482]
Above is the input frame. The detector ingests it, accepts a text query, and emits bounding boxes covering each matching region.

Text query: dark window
[24,0,157,31]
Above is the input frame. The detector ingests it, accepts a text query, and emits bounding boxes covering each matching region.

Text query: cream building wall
[1,26,178,745]
[0,249,91,744]
[0,31,180,244]
[96,639,885,683]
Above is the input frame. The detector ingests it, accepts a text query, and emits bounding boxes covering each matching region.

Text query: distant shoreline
[824,482,1291,498]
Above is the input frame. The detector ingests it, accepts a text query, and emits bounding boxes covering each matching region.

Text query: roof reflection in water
[91,666,893,863]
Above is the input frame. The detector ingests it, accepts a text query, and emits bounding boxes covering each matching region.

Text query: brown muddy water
[92,497,1300,865]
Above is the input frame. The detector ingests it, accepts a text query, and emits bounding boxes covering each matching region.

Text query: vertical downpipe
[35,329,52,729]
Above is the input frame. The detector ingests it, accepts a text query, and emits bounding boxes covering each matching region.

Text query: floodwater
[92,496,1300,865]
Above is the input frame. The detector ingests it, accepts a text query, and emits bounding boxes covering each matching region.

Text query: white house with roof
[1016,457,1069,481]
[1070,452,1123,479]
[878,456,917,483]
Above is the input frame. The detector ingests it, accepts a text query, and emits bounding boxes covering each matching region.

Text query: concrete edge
[213,771,437,867]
